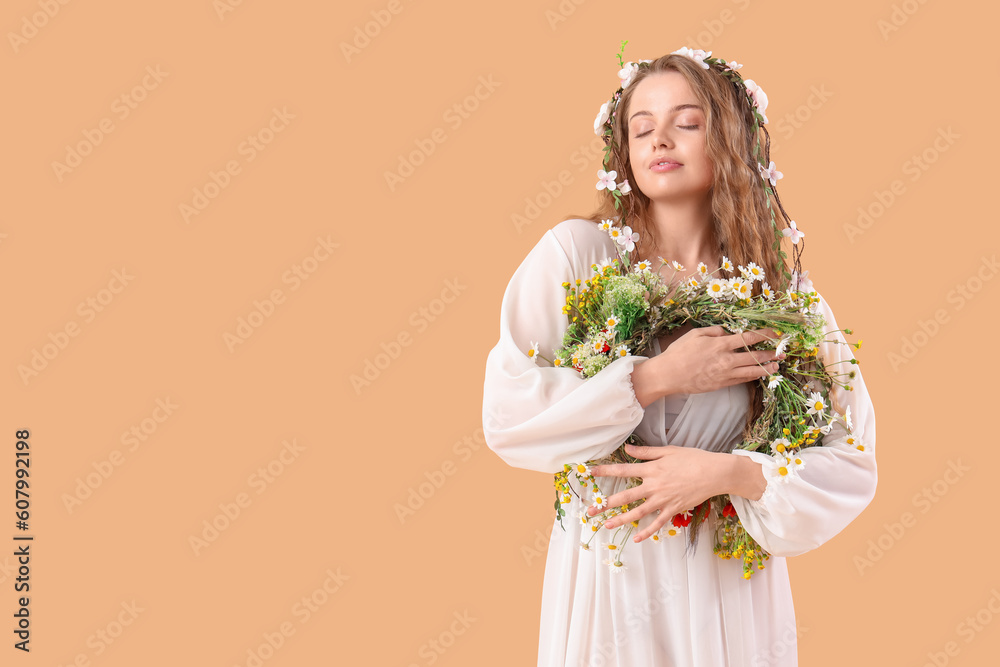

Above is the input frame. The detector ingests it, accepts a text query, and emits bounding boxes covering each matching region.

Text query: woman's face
[626,71,714,205]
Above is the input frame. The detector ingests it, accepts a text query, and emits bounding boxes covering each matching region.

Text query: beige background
[2,0,997,664]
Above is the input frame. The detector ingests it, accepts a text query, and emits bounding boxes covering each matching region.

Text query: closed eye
[635,125,699,137]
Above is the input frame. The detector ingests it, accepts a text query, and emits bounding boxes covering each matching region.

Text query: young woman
[482,48,877,666]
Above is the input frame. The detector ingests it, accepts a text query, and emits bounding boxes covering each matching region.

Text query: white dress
[481,218,878,667]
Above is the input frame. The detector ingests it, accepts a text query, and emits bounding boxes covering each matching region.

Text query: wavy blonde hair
[572,52,803,295]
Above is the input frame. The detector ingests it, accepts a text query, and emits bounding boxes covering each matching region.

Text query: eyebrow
[629,104,703,123]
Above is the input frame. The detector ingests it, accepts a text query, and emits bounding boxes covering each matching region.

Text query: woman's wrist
[719,453,766,501]
[630,355,677,408]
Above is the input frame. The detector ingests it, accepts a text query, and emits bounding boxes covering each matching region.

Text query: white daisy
[592,495,607,511]
[789,454,806,471]
[744,262,765,281]
[774,335,792,356]
[527,341,540,363]
[604,558,627,574]
[761,282,773,300]
[766,374,784,391]
[686,275,700,288]
[615,345,629,358]
[664,525,683,537]
[706,278,728,300]
[772,457,794,483]
[843,405,853,430]
[730,277,752,299]
[634,259,653,272]
[770,437,792,456]
[671,260,685,271]
[721,256,734,272]
[806,392,827,416]
[598,219,614,232]
[697,262,708,277]
[605,314,620,328]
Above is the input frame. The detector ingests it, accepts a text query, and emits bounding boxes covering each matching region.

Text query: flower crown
[592,41,804,290]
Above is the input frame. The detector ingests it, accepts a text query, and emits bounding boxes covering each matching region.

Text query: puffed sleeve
[728,288,877,557]
[482,219,648,475]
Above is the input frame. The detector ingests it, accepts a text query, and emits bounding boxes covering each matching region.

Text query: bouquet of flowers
[528,218,866,579]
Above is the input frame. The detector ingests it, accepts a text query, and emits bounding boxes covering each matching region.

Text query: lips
[649,157,682,168]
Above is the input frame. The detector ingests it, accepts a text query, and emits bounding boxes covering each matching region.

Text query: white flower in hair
[671,47,712,69]
[782,220,805,244]
[596,169,618,190]
[618,179,631,194]
[618,226,639,252]
[618,62,640,88]
[743,79,769,123]
[724,60,743,71]
[790,269,813,295]
[759,160,783,186]
[594,100,611,134]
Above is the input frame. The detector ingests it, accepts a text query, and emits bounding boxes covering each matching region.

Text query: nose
[650,123,675,148]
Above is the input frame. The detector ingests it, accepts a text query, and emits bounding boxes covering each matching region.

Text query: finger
[621,443,666,460]
[589,461,642,479]
[689,324,729,338]
[728,327,779,351]
[731,349,784,370]
[633,512,670,542]
[601,497,652,529]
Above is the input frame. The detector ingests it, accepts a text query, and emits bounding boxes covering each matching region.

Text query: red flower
[671,511,692,527]
[722,502,736,518]
[601,343,611,353]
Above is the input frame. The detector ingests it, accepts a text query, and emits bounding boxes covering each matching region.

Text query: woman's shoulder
[545,217,618,266]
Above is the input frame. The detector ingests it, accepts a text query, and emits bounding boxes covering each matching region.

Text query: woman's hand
[632,326,785,406]
[586,440,764,542]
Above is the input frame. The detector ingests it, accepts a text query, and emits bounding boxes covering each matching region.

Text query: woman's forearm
[631,356,676,408]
